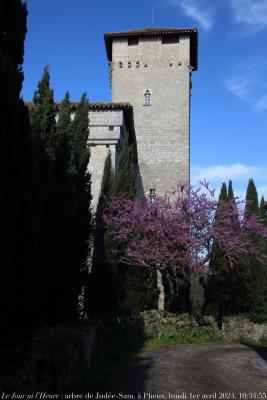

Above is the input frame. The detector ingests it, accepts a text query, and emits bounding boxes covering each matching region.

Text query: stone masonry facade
[88,28,198,209]
[87,104,130,210]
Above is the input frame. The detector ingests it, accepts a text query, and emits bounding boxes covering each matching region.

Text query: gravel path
[123,344,267,395]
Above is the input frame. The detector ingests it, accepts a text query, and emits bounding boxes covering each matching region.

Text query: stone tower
[104,28,198,197]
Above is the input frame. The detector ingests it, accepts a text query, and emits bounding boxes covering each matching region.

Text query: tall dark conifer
[29,67,61,323]
[70,93,92,316]
[244,179,259,218]
[260,196,267,223]
[88,150,118,317]
[30,66,56,161]
[111,133,136,198]
[101,150,114,199]
[52,92,78,320]
[227,179,240,229]
[241,180,267,316]
[204,182,231,319]
[55,91,72,174]
[0,0,39,338]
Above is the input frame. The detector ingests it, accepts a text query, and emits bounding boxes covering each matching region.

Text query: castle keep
[88,28,198,209]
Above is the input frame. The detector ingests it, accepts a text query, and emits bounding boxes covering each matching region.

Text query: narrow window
[149,189,156,204]
[144,90,151,106]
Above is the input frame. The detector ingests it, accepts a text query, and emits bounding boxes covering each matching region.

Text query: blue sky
[22,0,267,200]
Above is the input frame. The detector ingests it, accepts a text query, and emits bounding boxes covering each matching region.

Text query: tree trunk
[157,269,165,310]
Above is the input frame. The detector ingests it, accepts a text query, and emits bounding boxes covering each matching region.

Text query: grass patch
[140,331,267,358]
[237,338,267,347]
[140,326,223,356]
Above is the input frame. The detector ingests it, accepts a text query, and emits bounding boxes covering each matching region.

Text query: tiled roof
[88,102,131,110]
[25,101,132,111]
[104,27,198,70]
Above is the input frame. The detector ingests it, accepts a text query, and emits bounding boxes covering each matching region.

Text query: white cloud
[224,61,267,111]
[165,0,215,30]
[191,163,263,183]
[164,0,267,33]
[256,95,267,112]
[229,0,267,31]
[191,163,267,200]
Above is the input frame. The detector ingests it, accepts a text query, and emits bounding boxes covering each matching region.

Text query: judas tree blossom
[102,182,267,281]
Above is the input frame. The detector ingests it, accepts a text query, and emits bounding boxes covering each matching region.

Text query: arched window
[144,90,151,106]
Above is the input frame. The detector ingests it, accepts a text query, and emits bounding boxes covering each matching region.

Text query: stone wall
[111,36,193,197]
[223,316,267,342]
[87,108,127,210]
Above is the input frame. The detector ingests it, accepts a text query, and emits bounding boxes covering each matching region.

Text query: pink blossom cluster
[103,182,267,280]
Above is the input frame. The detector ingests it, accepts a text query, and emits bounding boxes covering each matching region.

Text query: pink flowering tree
[102,182,267,308]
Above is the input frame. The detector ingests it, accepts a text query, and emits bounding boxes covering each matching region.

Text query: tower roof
[104,27,198,70]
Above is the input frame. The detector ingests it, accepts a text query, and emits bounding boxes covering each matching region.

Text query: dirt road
[123,344,267,395]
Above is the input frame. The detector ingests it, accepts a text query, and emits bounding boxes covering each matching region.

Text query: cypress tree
[29,67,61,323]
[260,196,267,223]
[111,133,136,198]
[30,66,56,161]
[241,180,267,317]
[52,92,78,320]
[70,92,89,172]
[101,150,114,199]
[228,179,234,199]
[57,92,71,133]
[219,182,228,201]
[90,135,139,317]
[0,0,41,338]
[69,93,92,317]
[112,135,156,315]
[55,91,72,174]
[56,93,72,171]
[88,150,118,317]
[204,183,231,319]
[227,179,240,228]
[244,179,259,218]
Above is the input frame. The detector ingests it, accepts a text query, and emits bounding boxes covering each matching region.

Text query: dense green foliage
[204,182,233,319]
[101,150,114,198]
[245,179,259,217]
[0,0,37,338]
[241,180,267,315]
[0,1,92,340]
[111,133,136,198]
[88,150,118,317]
[30,74,92,324]
[89,133,157,317]
[205,179,267,320]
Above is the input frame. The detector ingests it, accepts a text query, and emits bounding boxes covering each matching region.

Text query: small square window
[128,37,139,46]
[109,126,114,131]
[162,36,179,45]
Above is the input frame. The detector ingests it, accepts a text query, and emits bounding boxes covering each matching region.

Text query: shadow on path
[122,343,267,394]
